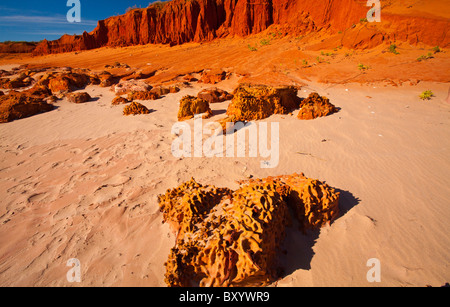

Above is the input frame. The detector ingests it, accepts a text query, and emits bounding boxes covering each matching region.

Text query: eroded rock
[123,101,150,115]
[25,85,52,99]
[127,91,160,101]
[183,74,198,82]
[160,173,340,287]
[46,72,91,94]
[113,80,152,95]
[225,84,300,122]
[200,69,228,84]
[197,87,233,103]
[67,92,91,104]
[0,91,54,123]
[0,74,31,89]
[177,95,212,121]
[151,85,181,96]
[158,179,232,240]
[112,96,130,105]
[297,92,337,120]
[121,70,155,81]
[98,72,115,87]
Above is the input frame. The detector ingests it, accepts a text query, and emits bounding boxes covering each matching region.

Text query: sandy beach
[1,67,449,286]
[1,0,450,288]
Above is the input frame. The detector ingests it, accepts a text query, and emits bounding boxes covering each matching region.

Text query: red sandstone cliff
[32,0,450,56]
[0,42,37,53]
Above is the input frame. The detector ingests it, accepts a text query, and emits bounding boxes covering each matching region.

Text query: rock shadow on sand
[278,188,360,279]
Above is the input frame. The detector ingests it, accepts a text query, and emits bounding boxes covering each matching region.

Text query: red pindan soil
[1,0,448,86]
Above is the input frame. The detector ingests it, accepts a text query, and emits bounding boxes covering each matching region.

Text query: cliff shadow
[277,188,360,280]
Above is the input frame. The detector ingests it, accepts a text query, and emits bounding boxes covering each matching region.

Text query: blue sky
[0,1,161,42]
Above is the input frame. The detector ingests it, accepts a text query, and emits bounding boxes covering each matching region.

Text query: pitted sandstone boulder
[177,95,213,121]
[297,92,338,120]
[225,84,300,122]
[123,101,151,115]
[159,173,340,287]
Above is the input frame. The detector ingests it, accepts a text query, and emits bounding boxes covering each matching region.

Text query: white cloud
[0,14,97,26]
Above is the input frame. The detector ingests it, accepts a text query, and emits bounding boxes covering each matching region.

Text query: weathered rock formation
[42,72,92,95]
[127,91,160,101]
[112,96,130,105]
[113,80,152,95]
[197,87,233,103]
[150,85,181,96]
[159,173,340,287]
[297,92,338,120]
[200,70,228,84]
[67,92,92,104]
[0,91,54,123]
[158,179,233,240]
[123,101,151,116]
[225,84,300,122]
[178,95,213,121]
[0,73,32,89]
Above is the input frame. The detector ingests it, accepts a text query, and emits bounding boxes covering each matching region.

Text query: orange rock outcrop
[112,96,130,105]
[200,70,228,84]
[225,84,300,122]
[160,173,340,287]
[127,91,160,101]
[177,95,213,121]
[0,91,54,123]
[66,92,91,104]
[297,92,338,120]
[197,87,233,103]
[42,72,92,95]
[123,101,151,116]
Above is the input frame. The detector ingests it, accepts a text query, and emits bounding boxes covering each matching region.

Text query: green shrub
[419,90,434,100]
[388,44,399,54]
[417,53,434,62]
[260,39,271,46]
[321,51,334,57]
[358,63,370,71]
[247,44,258,52]
[432,46,441,53]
